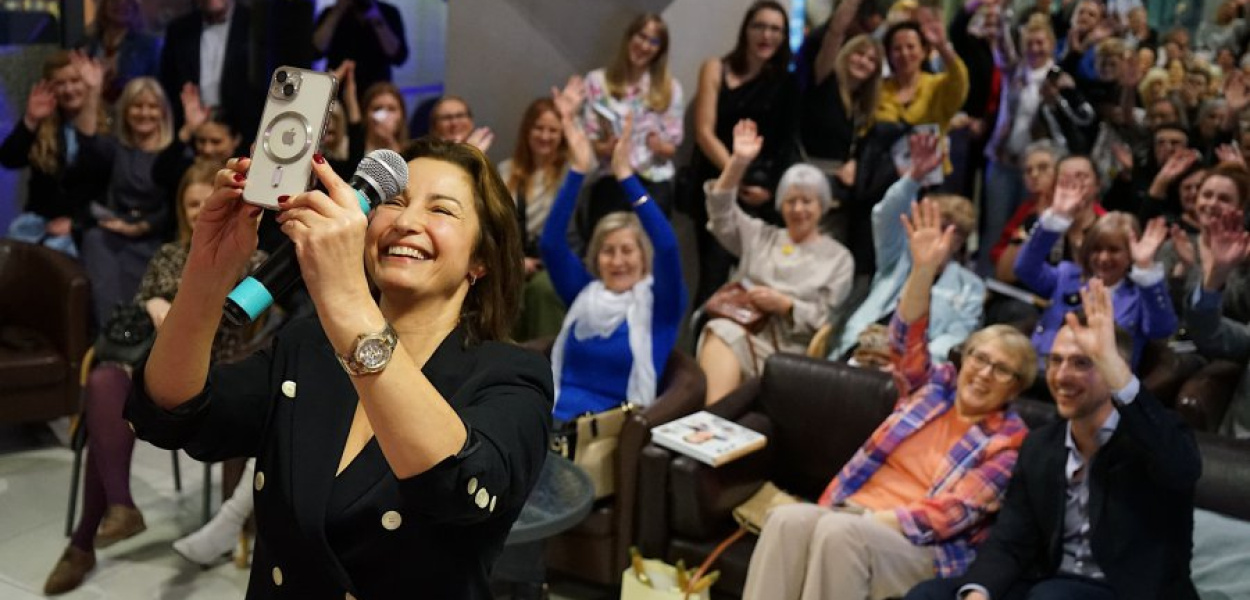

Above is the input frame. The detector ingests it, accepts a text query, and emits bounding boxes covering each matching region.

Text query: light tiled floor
[0,424,612,599]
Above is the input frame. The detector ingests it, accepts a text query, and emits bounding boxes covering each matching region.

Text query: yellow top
[875,55,969,172]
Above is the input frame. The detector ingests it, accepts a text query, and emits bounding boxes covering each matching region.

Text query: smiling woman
[123,138,553,599]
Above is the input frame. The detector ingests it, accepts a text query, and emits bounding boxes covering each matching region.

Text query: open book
[651,411,767,467]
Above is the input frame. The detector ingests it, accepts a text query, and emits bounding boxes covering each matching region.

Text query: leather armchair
[525,338,707,585]
[637,352,1250,597]
[0,240,90,423]
[1175,359,1245,433]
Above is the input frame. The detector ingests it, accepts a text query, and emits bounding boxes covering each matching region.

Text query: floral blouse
[581,68,684,182]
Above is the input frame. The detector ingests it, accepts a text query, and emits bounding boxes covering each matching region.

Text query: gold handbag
[553,403,634,500]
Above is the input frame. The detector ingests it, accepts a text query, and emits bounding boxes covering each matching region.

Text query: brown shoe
[95,505,146,548]
[43,546,95,595]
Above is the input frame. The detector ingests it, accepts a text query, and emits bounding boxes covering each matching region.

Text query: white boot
[173,460,255,567]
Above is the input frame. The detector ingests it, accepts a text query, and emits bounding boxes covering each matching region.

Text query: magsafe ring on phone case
[261,111,312,165]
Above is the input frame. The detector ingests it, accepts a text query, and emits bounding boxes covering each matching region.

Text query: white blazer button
[381,510,402,531]
[467,477,478,495]
[272,566,283,586]
[475,488,490,508]
[281,380,297,398]
[254,471,265,491]
[489,495,497,513]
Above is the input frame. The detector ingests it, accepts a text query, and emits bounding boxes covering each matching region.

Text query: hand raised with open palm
[731,119,763,163]
[1129,216,1168,268]
[902,198,955,273]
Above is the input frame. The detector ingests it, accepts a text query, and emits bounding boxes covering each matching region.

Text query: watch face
[356,337,392,370]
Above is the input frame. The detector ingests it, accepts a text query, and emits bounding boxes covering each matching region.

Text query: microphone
[223,149,409,326]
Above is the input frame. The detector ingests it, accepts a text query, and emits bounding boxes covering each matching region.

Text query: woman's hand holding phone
[186,158,265,290]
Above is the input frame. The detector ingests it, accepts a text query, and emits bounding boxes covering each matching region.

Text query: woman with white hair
[698,119,854,405]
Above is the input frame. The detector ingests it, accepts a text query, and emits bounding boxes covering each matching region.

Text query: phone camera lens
[276,71,288,83]
[283,83,295,96]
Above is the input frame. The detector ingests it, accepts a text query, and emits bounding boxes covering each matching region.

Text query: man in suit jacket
[905,279,1201,600]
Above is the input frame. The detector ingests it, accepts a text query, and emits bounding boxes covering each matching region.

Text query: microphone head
[353,149,409,204]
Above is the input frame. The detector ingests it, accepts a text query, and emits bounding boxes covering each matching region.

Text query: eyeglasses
[633,32,663,48]
[1044,352,1095,372]
[748,22,785,35]
[965,351,1021,383]
[434,111,470,123]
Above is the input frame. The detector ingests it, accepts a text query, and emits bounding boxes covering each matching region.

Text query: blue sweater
[540,172,687,421]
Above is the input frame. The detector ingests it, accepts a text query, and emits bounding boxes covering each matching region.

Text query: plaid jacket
[818,313,1028,577]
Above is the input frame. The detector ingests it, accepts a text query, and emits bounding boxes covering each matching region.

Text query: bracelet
[632,195,650,208]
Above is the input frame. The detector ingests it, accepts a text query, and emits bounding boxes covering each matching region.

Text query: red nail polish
[233,173,245,182]
[313,152,325,164]
[248,207,262,218]
[277,195,291,205]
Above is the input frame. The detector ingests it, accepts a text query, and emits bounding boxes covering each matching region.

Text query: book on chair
[650,411,767,467]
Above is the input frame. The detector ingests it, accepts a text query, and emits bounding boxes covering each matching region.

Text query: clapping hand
[1215,144,1246,168]
[1200,208,1250,291]
[1158,149,1199,184]
[901,198,956,274]
[23,80,56,129]
[1226,70,1250,114]
[1064,278,1132,389]
[1170,224,1196,268]
[611,114,635,180]
[1129,216,1168,268]
[463,127,494,153]
[553,76,594,173]
[907,133,943,181]
[730,119,763,164]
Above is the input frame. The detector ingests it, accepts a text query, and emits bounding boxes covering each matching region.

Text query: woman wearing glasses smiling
[578,13,683,235]
[743,199,1035,600]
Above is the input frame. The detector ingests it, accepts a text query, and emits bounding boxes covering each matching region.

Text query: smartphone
[243,67,338,210]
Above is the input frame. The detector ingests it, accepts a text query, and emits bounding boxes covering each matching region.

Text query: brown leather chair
[1175,359,1245,432]
[0,240,90,423]
[636,352,1250,597]
[525,337,707,585]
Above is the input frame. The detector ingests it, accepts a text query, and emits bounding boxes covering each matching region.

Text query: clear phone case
[243,67,337,210]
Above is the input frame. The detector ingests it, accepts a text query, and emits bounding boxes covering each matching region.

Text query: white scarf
[551,276,656,415]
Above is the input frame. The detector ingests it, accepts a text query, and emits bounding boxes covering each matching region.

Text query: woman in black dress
[690,0,799,307]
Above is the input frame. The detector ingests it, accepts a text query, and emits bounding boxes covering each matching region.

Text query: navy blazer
[126,319,553,599]
[957,386,1201,600]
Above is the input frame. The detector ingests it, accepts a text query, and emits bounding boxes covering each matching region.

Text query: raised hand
[1111,142,1133,172]
[1064,278,1131,389]
[464,127,494,153]
[69,50,104,93]
[551,75,585,121]
[611,114,635,180]
[1215,143,1246,168]
[181,83,209,132]
[1200,208,1250,291]
[1157,149,1199,184]
[730,119,763,163]
[23,80,56,128]
[907,133,943,180]
[901,198,956,273]
[916,8,948,48]
[1226,69,1250,113]
[1130,216,1168,268]
[1170,224,1196,267]
[1050,176,1088,219]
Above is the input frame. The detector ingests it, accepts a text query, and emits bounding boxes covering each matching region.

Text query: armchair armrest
[707,377,759,420]
[637,444,674,556]
[1176,359,1246,432]
[1141,342,1205,408]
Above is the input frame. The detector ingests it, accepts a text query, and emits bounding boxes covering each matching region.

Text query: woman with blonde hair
[580,12,684,225]
[80,75,175,325]
[0,50,109,257]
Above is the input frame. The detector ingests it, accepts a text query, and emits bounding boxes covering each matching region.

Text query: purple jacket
[1015,224,1177,368]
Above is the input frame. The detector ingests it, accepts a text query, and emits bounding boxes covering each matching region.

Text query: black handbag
[94,302,155,365]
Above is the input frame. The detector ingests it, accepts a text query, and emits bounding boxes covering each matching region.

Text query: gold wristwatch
[336,323,398,376]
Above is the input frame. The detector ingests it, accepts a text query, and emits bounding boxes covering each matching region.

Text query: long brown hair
[400,138,524,343]
[29,51,109,174]
[725,1,792,77]
[506,98,567,199]
[833,34,883,135]
[605,14,674,112]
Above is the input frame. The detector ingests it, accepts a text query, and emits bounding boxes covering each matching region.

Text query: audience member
[76,0,160,105]
[906,279,1201,600]
[42,161,267,594]
[428,95,493,151]
[151,83,242,212]
[876,10,970,145]
[350,82,409,162]
[580,13,684,224]
[1186,206,1250,438]
[828,134,984,364]
[982,14,1058,274]
[991,141,1068,284]
[540,110,686,423]
[698,120,854,405]
[502,92,573,341]
[80,77,174,326]
[0,51,109,257]
[690,0,798,308]
[1014,172,1177,370]
[158,0,266,145]
[946,0,1007,200]
[743,198,1035,600]
[312,0,408,105]
[1165,163,1250,322]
